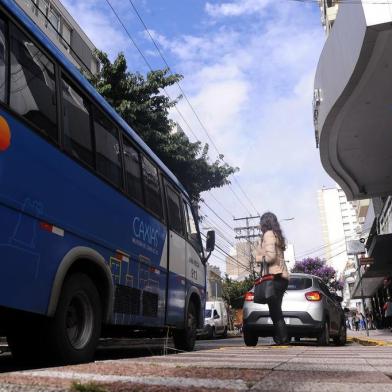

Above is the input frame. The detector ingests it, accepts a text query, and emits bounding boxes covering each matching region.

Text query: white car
[242,273,347,346]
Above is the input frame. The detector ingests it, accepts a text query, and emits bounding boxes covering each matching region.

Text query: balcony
[314,1,392,200]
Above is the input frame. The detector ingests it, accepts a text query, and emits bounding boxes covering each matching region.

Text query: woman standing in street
[256,212,290,344]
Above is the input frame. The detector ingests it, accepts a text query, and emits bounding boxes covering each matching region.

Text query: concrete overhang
[314,2,392,200]
[351,275,383,299]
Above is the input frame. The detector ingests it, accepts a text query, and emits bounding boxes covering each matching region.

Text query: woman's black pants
[267,276,289,342]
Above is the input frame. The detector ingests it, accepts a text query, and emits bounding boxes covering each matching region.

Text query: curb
[348,336,392,347]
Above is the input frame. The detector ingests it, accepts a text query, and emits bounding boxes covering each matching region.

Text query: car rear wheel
[317,320,330,346]
[221,326,228,338]
[243,329,258,346]
[333,322,347,346]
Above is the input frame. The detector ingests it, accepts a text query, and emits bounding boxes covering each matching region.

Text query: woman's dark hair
[260,212,286,251]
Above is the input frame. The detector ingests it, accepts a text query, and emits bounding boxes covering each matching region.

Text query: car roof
[289,273,319,281]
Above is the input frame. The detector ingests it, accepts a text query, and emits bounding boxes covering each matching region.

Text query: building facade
[317,186,360,277]
[16,0,99,75]
[206,264,222,301]
[314,1,392,319]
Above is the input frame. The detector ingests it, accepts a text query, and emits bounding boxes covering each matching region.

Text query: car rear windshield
[205,309,212,318]
[288,277,312,290]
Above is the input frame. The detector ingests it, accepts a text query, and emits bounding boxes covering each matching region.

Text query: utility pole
[234,215,261,279]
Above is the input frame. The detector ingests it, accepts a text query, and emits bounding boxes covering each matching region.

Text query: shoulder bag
[253,258,276,304]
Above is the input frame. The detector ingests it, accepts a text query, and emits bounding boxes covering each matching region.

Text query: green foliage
[70,381,107,392]
[89,51,238,202]
[222,274,254,309]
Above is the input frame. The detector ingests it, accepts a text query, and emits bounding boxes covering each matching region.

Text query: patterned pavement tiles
[1,342,392,391]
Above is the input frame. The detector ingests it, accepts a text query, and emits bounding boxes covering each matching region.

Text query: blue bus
[0,0,215,364]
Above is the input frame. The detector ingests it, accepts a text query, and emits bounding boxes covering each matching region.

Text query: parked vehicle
[0,0,216,364]
[203,300,228,338]
[242,273,347,346]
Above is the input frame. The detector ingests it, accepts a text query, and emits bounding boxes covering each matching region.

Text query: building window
[62,77,93,167]
[37,0,49,19]
[47,5,60,35]
[61,22,71,51]
[10,24,58,142]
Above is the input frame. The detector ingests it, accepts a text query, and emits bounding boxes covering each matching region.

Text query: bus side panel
[166,230,186,327]
[0,110,168,327]
[185,242,206,327]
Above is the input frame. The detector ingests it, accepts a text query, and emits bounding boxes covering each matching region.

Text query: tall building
[226,240,296,280]
[16,0,99,75]
[226,241,254,280]
[317,186,360,277]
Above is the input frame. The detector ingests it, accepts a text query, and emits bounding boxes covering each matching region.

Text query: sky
[62,0,335,273]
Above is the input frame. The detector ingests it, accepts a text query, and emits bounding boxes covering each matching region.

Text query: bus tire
[46,273,102,364]
[173,301,197,351]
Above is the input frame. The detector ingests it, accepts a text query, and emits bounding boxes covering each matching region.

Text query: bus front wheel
[46,273,102,364]
[173,301,197,351]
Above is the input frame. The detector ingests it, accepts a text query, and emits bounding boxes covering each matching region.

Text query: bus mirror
[206,230,215,253]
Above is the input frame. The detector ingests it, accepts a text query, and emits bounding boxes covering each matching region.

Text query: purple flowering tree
[292,257,343,292]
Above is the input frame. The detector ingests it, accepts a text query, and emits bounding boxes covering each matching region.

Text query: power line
[125,0,258,216]
[208,193,235,219]
[201,201,234,231]
[201,233,252,274]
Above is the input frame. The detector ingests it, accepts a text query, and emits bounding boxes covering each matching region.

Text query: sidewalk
[348,328,392,346]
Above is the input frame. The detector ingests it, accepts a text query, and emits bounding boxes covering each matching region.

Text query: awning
[367,233,392,273]
[351,274,384,299]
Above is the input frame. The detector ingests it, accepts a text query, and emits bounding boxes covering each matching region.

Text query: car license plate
[267,318,290,324]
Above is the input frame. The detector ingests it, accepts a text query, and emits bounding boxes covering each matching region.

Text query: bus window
[142,156,163,218]
[10,24,57,142]
[62,77,93,168]
[123,138,143,203]
[93,109,122,188]
[166,186,184,235]
[0,17,7,103]
[184,202,202,252]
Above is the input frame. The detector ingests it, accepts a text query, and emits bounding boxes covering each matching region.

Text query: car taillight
[305,291,322,301]
[244,292,254,301]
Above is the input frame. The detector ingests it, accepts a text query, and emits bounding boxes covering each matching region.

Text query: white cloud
[61,0,131,60]
[205,0,272,17]
[60,0,334,261]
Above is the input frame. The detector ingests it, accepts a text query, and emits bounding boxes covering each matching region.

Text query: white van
[203,300,228,338]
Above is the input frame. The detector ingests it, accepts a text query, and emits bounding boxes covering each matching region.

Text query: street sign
[359,257,374,265]
[347,240,366,255]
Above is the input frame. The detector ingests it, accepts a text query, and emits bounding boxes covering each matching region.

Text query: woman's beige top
[255,230,289,279]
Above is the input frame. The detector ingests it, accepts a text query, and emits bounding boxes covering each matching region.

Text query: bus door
[183,201,205,293]
[165,184,187,327]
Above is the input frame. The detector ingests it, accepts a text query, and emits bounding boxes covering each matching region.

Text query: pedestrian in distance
[383,298,392,330]
[255,212,290,345]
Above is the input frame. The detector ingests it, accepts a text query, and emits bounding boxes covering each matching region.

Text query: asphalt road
[0,337,392,391]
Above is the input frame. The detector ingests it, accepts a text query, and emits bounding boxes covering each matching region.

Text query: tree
[222,274,254,309]
[291,257,343,292]
[89,51,237,202]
